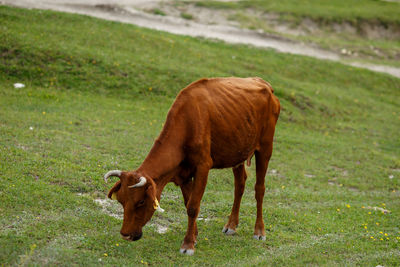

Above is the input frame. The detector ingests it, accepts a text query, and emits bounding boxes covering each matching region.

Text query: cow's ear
[108,180,121,200]
[146,184,164,212]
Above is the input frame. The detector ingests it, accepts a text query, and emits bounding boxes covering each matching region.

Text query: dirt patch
[155,224,168,234]
[358,21,400,40]
[93,198,123,219]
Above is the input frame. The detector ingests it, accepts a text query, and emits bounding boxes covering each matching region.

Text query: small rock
[14,83,25,88]
[340,48,352,56]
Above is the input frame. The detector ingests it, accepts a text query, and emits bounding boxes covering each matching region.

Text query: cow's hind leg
[223,163,247,235]
[253,145,272,241]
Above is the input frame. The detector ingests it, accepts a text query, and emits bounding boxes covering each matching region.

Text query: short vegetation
[0,6,399,266]
[195,0,400,25]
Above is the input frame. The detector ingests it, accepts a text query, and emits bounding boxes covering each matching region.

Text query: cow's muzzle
[121,232,142,241]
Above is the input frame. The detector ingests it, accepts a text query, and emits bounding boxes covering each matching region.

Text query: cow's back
[178,77,279,168]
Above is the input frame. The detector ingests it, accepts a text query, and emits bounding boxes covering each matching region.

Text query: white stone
[14,83,25,88]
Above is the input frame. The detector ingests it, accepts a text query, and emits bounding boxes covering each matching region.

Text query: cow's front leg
[180,179,198,241]
[180,162,211,255]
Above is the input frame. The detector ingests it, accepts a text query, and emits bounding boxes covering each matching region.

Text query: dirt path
[2,0,400,78]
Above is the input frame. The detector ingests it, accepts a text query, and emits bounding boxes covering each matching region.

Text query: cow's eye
[137,200,145,207]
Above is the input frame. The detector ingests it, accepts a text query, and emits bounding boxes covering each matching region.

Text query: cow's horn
[104,170,122,183]
[128,176,147,188]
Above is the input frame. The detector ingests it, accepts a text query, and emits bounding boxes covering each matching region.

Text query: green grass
[152,8,167,16]
[1,5,400,266]
[195,0,400,25]
[181,12,194,20]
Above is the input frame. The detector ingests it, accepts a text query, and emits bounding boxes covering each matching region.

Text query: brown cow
[104,77,280,255]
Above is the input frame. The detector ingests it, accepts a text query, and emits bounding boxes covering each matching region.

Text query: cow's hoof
[222,227,236,235]
[180,248,195,255]
[253,234,266,241]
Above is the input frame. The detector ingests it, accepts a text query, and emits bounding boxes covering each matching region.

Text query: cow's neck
[137,116,185,199]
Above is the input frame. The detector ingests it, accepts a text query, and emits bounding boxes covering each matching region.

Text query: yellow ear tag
[111,192,117,200]
[153,198,159,210]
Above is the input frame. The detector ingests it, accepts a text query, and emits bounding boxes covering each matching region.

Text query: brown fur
[107,77,280,253]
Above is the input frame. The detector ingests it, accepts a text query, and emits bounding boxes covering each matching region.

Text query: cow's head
[104,170,163,241]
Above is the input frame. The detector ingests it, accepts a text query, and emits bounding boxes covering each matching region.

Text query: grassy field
[193,0,400,67]
[195,0,400,24]
[1,5,400,266]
